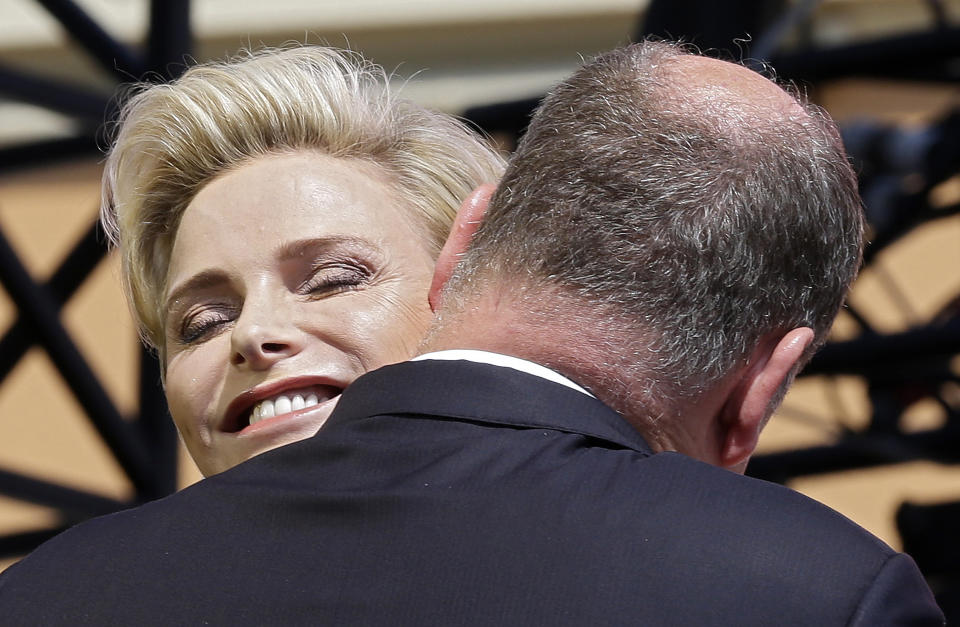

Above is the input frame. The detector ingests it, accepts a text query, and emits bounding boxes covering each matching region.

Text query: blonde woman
[102,47,505,476]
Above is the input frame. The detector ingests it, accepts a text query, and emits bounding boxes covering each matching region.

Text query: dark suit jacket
[0,360,944,625]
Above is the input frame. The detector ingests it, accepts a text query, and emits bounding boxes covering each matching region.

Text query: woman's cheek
[359,288,434,364]
[164,349,223,445]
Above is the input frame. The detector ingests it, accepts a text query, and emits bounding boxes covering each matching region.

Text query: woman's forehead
[178,154,410,241]
[165,152,430,290]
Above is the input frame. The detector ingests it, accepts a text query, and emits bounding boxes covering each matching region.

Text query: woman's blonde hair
[101,46,505,358]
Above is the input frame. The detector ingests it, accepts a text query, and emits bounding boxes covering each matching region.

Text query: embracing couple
[0,41,944,625]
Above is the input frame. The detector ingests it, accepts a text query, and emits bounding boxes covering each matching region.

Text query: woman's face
[163,151,437,476]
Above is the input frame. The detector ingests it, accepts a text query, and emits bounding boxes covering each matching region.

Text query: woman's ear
[718,327,814,472]
[429,184,496,312]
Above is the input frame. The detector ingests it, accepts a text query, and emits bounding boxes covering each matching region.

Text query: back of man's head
[430,40,864,458]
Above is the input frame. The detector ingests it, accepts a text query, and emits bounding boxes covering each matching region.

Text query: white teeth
[260,399,275,419]
[274,396,292,415]
[248,386,331,425]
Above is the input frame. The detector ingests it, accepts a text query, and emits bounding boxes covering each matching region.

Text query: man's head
[427,41,864,471]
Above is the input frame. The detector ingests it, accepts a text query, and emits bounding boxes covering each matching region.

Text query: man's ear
[718,327,814,473]
[429,184,496,312]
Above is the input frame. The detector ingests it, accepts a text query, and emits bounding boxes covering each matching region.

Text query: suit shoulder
[0,480,217,599]
[642,451,895,559]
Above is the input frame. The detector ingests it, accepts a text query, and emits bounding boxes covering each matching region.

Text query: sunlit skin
[163,151,437,476]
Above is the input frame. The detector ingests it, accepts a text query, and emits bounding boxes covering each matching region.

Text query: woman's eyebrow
[276,236,382,261]
[164,269,230,312]
[164,237,387,310]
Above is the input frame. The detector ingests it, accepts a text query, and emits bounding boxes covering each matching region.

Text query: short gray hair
[448,41,864,415]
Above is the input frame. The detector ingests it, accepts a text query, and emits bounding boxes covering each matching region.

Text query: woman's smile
[220,376,346,433]
[247,385,336,426]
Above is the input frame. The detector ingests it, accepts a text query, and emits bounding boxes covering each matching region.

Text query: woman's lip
[220,375,346,433]
[235,393,341,436]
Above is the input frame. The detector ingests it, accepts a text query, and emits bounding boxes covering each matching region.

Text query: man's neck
[420,290,727,464]
[421,290,634,420]
[419,291,566,366]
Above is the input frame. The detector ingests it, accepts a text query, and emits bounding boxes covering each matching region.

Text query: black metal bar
[748,0,822,66]
[639,0,788,59]
[147,0,192,79]
[0,467,127,520]
[862,200,960,268]
[462,96,542,140]
[770,27,960,83]
[35,0,144,81]
[839,303,876,336]
[0,63,110,122]
[748,425,960,483]
[0,225,154,494]
[137,348,178,499]
[803,318,960,377]
[923,0,950,29]
[863,193,933,265]
[0,219,107,386]
[898,500,960,576]
[0,135,99,173]
[0,527,73,560]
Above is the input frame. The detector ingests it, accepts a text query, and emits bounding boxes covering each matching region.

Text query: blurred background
[1,0,958,617]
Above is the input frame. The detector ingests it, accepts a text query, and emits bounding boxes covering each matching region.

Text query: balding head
[433,40,864,440]
[661,55,808,143]
[673,54,801,112]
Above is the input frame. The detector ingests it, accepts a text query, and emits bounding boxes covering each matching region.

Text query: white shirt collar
[412,349,594,397]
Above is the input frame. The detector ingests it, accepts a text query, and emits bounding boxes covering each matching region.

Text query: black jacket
[0,360,944,625]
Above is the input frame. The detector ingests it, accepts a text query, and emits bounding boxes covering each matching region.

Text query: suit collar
[327,360,653,454]
[412,349,595,397]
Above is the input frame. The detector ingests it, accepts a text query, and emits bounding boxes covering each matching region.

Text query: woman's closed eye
[178,305,235,345]
[300,261,371,297]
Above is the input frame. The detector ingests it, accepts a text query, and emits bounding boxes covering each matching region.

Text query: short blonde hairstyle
[101,46,505,357]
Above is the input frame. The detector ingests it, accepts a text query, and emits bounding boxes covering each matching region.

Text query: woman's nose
[229,303,302,369]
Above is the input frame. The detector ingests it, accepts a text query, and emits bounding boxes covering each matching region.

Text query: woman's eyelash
[172,261,372,344]
[178,308,233,344]
[301,263,370,295]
